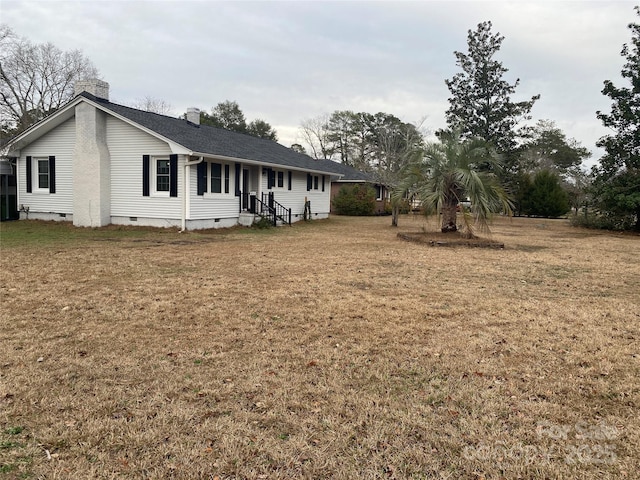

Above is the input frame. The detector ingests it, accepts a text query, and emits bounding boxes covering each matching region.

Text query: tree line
[1,7,638,231]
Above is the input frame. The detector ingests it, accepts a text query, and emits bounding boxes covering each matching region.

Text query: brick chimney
[74,79,110,101]
[73,79,110,227]
[186,107,200,125]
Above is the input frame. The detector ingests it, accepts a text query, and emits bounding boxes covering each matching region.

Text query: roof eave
[5,97,84,156]
[191,151,343,176]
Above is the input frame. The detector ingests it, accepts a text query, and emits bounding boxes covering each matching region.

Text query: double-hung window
[37,159,49,190]
[142,154,177,197]
[26,156,55,194]
[208,163,230,195]
[156,159,170,193]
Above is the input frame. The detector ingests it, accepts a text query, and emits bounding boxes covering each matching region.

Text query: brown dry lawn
[1,215,639,479]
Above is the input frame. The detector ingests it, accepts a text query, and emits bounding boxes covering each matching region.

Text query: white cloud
[3,0,638,164]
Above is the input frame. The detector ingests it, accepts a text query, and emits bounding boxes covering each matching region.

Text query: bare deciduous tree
[371,116,427,226]
[131,96,173,116]
[0,24,98,141]
[298,114,334,160]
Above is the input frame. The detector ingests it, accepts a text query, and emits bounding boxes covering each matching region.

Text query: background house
[5,80,340,230]
[314,159,389,214]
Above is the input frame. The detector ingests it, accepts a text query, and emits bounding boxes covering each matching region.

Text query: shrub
[570,211,638,231]
[383,199,411,215]
[332,185,376,216]
[253,216,273,229]
[521,169,570,218]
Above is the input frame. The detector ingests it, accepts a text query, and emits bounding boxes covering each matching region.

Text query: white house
[4,79,341,230]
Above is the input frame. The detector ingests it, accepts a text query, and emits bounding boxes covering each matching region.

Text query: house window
[156,159,170,192]
[375,185,383,201]
[143,154,177,197]
[313,175,319,190]
[211,163,222,193]
[277,171,284,188]
[37,158,49,190]
[28,156,55,194]
[205,162,230,195]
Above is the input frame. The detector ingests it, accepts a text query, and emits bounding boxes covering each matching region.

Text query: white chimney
[74,79,110,101]
[186,107,200,125]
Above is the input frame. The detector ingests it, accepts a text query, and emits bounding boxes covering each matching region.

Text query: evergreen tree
[521,169,569,218]
[445,21,539,153]
[593,7,640,230]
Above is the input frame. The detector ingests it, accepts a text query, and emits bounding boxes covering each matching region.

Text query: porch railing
[249,192,291,226]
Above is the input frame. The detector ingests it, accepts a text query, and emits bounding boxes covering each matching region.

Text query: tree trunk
[391,205,399,227]
[441,202,457,232]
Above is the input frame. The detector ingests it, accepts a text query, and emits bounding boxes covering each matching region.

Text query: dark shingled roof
[81,93,339,175]
[312,158,376,182]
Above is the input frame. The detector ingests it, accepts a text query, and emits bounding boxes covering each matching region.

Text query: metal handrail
[256,192,292,226]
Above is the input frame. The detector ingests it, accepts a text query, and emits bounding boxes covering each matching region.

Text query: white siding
[261,169,331,218]
[106,116,181,219]
[188,160,241,220]
[18,119,75,215]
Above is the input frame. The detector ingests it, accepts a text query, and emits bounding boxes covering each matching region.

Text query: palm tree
[395,132,512,235]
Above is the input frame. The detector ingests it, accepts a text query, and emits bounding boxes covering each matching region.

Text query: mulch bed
[397,231,505,248]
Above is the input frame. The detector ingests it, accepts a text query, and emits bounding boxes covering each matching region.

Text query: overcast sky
[3,0,638,167]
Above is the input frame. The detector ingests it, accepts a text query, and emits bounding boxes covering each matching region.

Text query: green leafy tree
[290,143,306,154]
[247,119,277,141]
[198,100,278,142]
[520,169,569,218]
[395,132,512,235]
[520,120,591,174]
[326,110,359,166]
[332,184,376,216]
[593,6,640,230]
[444,21,539,154]
[513,120,591,215]
[201,100,247,132]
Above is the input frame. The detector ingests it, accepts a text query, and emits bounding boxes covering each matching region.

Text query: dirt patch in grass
[397,231,505,248]
[1,215,639,479]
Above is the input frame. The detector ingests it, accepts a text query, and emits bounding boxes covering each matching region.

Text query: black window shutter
[169,154,178,197]
[267,168,273,190]
[197,161,207,195]
[288,171,292,191]
[142,155,150,196]
[234,163,241,196]
[49,156,56,193]
[307,173,312,191]
[26,156,32,193]
[321,175,325,192]
[224,164,230,193]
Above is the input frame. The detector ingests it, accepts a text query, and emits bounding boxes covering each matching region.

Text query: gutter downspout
[181,156,204,232]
